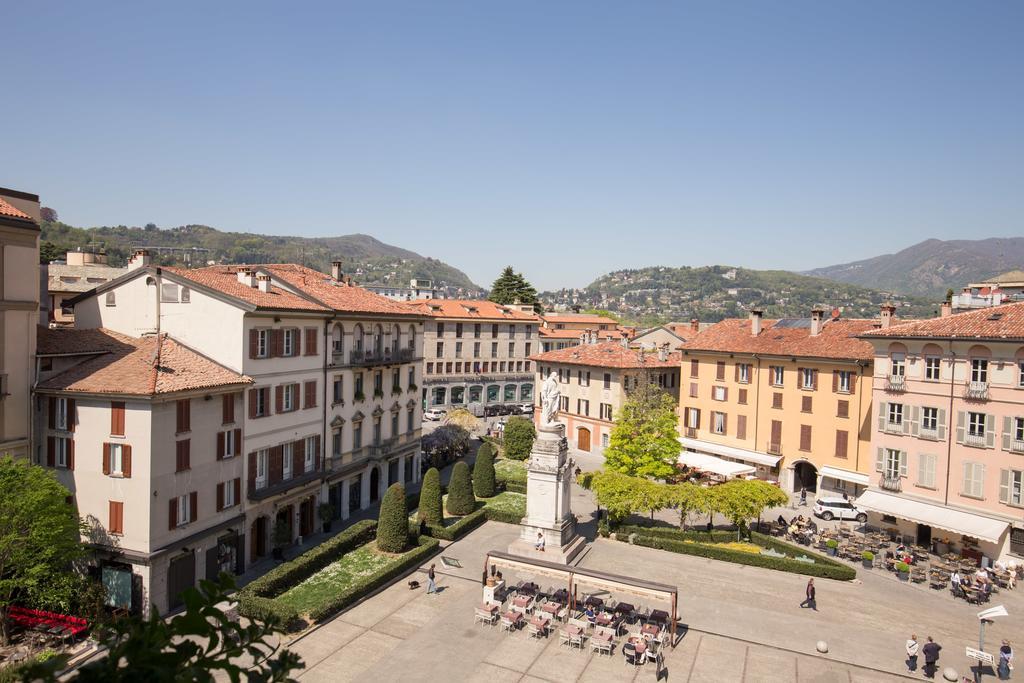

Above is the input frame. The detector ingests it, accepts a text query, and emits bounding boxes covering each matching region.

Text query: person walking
[426,563,437,595]
[922,636,941,679]
[799,487,807,506]
[799,578,816,610]
[951,570,962,597]
[905,634,919,673]
[998,640,1013,680]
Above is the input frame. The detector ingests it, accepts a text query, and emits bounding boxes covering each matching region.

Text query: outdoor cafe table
[648,609,669,625]
[614,602,635,615]
[594,613,614,628]
[504,611,524,628]
[541,602,561,616]
[641,623,661,638]
[584,596,604,609]
[529,616,550,634]
[628,637,648,657]
[552,588,569,603]
[480,602,499,615]
[517,582,539,596]
[513,595,534,611]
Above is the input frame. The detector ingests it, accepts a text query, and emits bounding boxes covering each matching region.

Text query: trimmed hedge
[308,536,440,622]
[615,524,856,581]
[500,479,528,494]
[241,520,377,599]
[426,507,488,541]
[482,505,523,525]
[236,594,300,627]
[377,483,410,553]
[418,468,443,524]
[473,443,497,498]
[446,462,475,515]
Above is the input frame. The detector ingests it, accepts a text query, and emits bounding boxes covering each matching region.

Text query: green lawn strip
[275,544,392,615]
[495,458,527,484]
[410,491,526,540]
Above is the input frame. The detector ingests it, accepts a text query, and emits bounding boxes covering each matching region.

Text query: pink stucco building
[859,303,1024,562]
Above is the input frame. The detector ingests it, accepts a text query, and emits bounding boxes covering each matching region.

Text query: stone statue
[540,371,561,428]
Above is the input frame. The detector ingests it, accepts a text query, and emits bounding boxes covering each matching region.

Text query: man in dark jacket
[922,636,941,678]
[799,578,816,610]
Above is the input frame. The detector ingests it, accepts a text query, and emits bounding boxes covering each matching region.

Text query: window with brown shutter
[738,388,748,405]
[772,392,783,409]
[123,445,132,477]
[190,491,198,522]
[737,415,747,440]
[249,329,259,359]
[716,361,725,381]
[67,399,76,432]
[222,393,234,424]
[837,400,849,418]
[102,443,111,475]
[216,432,225,460]
[111,401,125,436]
[67,439,75,470]
[304,381,316,409]
[48,397,56,429]
[799,425,812,452]
[109,501,124,535]
[690,359,699,378]
[249,389,258,419]
[176,399,191,433]
[831,371,839,393]
[216,482,224,511]
[47,436,55,467]
[801,396,812,413]
[294,439,305,476]
[272,329,284,357]
[305,327,318,356]
[275,385,284,413]
[770,420,782,452]
[835,430,848,458]
[689,383,698,398]
[233,477,241,504]
[168,498,178,530]
[175,440,191,472]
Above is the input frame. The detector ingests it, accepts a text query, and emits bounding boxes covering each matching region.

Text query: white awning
[819,466,870,487]
[678,437,781,468]
[678,451,755,478]
[855,490,1009,544]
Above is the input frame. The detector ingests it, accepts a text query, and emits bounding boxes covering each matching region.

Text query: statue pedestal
[508,423,586,564]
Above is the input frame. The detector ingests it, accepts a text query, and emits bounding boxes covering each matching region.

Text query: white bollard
[941,667,958,682]
[815,640,828,653]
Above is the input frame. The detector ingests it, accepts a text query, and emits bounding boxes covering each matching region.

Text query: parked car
[518,404,534,414]
[484,405,500,417]
[812,496,868,522]
[423,408,446,421]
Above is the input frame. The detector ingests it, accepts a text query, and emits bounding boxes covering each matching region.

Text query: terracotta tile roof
[530,340,682,369]
[860,301,1024,341]
[541,313,619,326]
[680,317,878,361]
[260,264,421,316]
[166,266,330,312]
[47,263,128,293]
[37,326,127,355]
[406,299,539,321]
[539,327,625,340]
[0,197,33,222]
[37,328,252,395]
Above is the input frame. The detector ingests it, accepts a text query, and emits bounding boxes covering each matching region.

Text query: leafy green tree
[23,575,303,682]
[377,483,410,553]
[417,468,443,525]
[472,443,497,498]
[502,416,536,461]
[39,240,63,264]
[578,470,669,524]
[707,480,788,539]
[667,482,709,530]
[0,458,86,645]
[603,382,680,479]
[445,408,479,432]
[446,462,475,516]
[488,266,539,308]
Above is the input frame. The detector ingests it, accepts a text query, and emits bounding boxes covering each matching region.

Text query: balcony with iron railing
[963,432,987,448]
[879,474,902,492]
[963,381,989,401]
[918,425,941,441]
[883,420,905,435]
[766,441,782,456]
[1009,439,1024,454]
[684,427,697,439]
[885,374,906,392]
[349,347,417,367]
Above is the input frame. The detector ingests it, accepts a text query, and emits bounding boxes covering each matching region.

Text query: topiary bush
[418,467,443,525]
[446,461,475,515]
[503,416,536,461]
[377,483,410,553]
[473,443,497,498]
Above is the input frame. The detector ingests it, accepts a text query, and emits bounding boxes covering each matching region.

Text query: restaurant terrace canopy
[483,550,680,646]
[678,451,755,478]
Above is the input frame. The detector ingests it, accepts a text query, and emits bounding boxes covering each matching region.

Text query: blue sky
[4,2,1022,290]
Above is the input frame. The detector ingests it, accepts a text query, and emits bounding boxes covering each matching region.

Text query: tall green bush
[418,467,443,525]
[446,462,475,515]
[503,416,536,461]
[377,483,409,553]
[473,443,497,498]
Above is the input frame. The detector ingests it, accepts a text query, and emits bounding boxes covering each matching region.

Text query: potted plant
[895,561,910,580]
[318,503,335,533]
[354,390,365,403]
[271,519,291,561]
[826,539,839,557]
[861,550,874,569]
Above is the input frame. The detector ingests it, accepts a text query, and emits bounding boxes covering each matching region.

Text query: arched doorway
[577,427,591,452]
[370,466,381,502]
[793,461,817,493]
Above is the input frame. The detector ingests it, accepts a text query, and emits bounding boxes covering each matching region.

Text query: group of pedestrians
[905,634,1013,679]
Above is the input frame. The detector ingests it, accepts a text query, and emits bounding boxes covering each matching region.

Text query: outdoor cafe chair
[475,609,497,627]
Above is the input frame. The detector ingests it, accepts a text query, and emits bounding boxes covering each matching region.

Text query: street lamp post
[974,605,1008,682]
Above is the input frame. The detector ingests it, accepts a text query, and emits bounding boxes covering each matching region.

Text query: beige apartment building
[1,187,40,460]
[43,247,126,323]
[538,312,626,352]
[408,299,539,411]
[678,309,877,493]
[531,338,681,455]
[41,258,424,612]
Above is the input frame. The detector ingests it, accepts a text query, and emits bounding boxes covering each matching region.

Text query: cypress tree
[417,467,443,525]
[376,483,410,553]
[473,443,497,498]
[446,461,475,516]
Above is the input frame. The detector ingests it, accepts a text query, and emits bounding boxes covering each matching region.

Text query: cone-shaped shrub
[418,467,443,525]
[376,483,409,553]
[473,443,497,498]
[446,461,475,516]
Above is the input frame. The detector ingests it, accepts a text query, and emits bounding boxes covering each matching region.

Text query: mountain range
[804,237,1024,299]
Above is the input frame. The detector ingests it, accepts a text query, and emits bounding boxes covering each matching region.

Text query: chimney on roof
[658,343,669,362]
[750,309,763,336]
[331,261,343,282]
[620,336,629,349]
[579,330,588,346]
[810,308,825,337]
[237,267,257,287]
[128,249,151,271]
[256,273,272,293]
[690,318,700,335]
[880,303,896,329]
[940,301,952,318]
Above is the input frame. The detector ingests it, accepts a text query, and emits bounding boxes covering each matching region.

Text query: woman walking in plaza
[799,578,816,610]
[998,640,1013,680]
[905,634,919,673]
[427,563,437,595]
